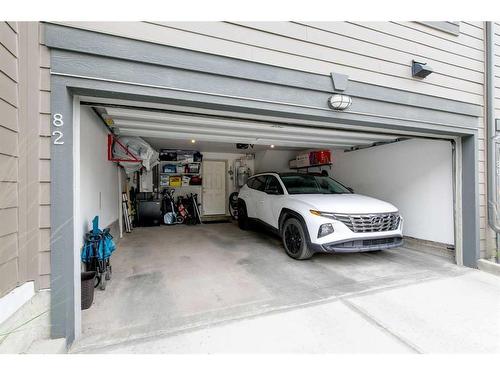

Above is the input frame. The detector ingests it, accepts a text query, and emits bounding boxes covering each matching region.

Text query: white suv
[237,172,403,260]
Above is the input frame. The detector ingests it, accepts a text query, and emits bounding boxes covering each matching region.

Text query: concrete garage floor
[72,223,500,354]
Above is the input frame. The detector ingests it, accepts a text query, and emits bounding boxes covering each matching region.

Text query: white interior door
[202,160,226,215]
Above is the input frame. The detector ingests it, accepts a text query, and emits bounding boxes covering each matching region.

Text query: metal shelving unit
[290,163,332,173]
[159,160,202,188]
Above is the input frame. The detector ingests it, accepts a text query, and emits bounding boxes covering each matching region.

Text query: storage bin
[177,152,191,162]
[190,176,202,185]
[296,153,311,167]
[162,164,177,173]
[81,271,96,310]
[193,152,203,162]
[169,176,182,187]
[159,150,177,161]
[160,176,169,186]
[187,163,200,173]
[311,150,331,165]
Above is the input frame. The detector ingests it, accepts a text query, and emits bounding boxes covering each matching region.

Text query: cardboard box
[296,153,311,167]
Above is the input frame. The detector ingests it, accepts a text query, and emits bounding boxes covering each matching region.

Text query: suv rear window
[247,175,267,191]
[265,175,284,194]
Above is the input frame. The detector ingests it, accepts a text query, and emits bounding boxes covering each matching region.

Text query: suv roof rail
[252,171,280,176]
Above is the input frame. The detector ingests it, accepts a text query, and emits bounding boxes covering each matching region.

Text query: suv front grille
[333,213,401,233]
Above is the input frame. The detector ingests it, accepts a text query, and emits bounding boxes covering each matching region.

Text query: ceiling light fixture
[270,144,275,148]
[191,139,196,143]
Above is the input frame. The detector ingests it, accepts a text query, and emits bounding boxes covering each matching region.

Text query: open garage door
[74,99,457,351]
[94,105,403,150]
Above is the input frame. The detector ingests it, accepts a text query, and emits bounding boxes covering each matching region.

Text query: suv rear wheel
[282,217,313,260]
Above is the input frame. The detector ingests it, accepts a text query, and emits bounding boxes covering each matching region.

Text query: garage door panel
[102,105,403,150]
[118,128,369,149]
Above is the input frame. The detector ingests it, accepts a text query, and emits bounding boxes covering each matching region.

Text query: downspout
[485,22,500,262]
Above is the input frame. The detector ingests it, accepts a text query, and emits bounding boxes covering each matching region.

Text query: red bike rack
[107,134,142,163]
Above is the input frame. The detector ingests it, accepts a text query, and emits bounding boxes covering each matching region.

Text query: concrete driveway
[72,223,500,354]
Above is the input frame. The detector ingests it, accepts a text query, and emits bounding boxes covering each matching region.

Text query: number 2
[53,130,64,145]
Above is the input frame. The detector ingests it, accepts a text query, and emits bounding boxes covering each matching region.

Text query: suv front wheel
[282,217,313,260]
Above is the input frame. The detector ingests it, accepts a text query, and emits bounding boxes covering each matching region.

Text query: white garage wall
[254,150,295,173]
[255,142,454,244]
[332,139,455,245]
[79,107,120,241]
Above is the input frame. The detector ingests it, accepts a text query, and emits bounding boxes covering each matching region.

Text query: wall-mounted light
[412,60,433,78]
[328,94,352,111]
[191,139,196,144]
[270,144,275,148]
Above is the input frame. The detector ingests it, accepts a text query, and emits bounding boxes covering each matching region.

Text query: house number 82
[52,113,64,145]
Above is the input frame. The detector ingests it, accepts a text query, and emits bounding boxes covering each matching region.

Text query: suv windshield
[280,174,351,195]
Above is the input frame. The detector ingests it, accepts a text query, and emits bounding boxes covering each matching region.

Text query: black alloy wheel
[282,217,314,260]
[285,223,302,255]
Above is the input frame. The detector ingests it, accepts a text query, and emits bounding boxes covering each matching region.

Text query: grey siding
[53,21,484,103]
[48,21,491,258]
[0,22,51,298]
[0,21,20,297]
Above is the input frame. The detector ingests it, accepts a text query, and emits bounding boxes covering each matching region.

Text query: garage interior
[72,99,459,351]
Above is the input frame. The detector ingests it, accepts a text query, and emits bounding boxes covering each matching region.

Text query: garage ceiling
[93,105,401,150]
[142,138,294,153]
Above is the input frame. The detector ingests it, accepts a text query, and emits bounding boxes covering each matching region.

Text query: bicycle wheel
[229,192,239,220]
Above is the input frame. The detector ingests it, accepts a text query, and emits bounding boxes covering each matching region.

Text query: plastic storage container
[169,176,182,187]
[311,150,331,165]
[81,271,96,310]
[162,164,177,173]
[190,176,202,185]
[160,176,169,186]
[159,150,177,161]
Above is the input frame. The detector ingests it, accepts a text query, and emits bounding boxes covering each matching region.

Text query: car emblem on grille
[370,216,382,226]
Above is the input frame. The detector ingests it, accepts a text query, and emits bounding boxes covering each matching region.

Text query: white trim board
[0,281,35,325]
[72,96,82,340]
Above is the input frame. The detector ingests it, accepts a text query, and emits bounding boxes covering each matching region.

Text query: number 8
[53,113,64,127]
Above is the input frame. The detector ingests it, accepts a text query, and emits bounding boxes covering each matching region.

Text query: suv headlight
[318,223,334,238]
[310,210,336,219]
